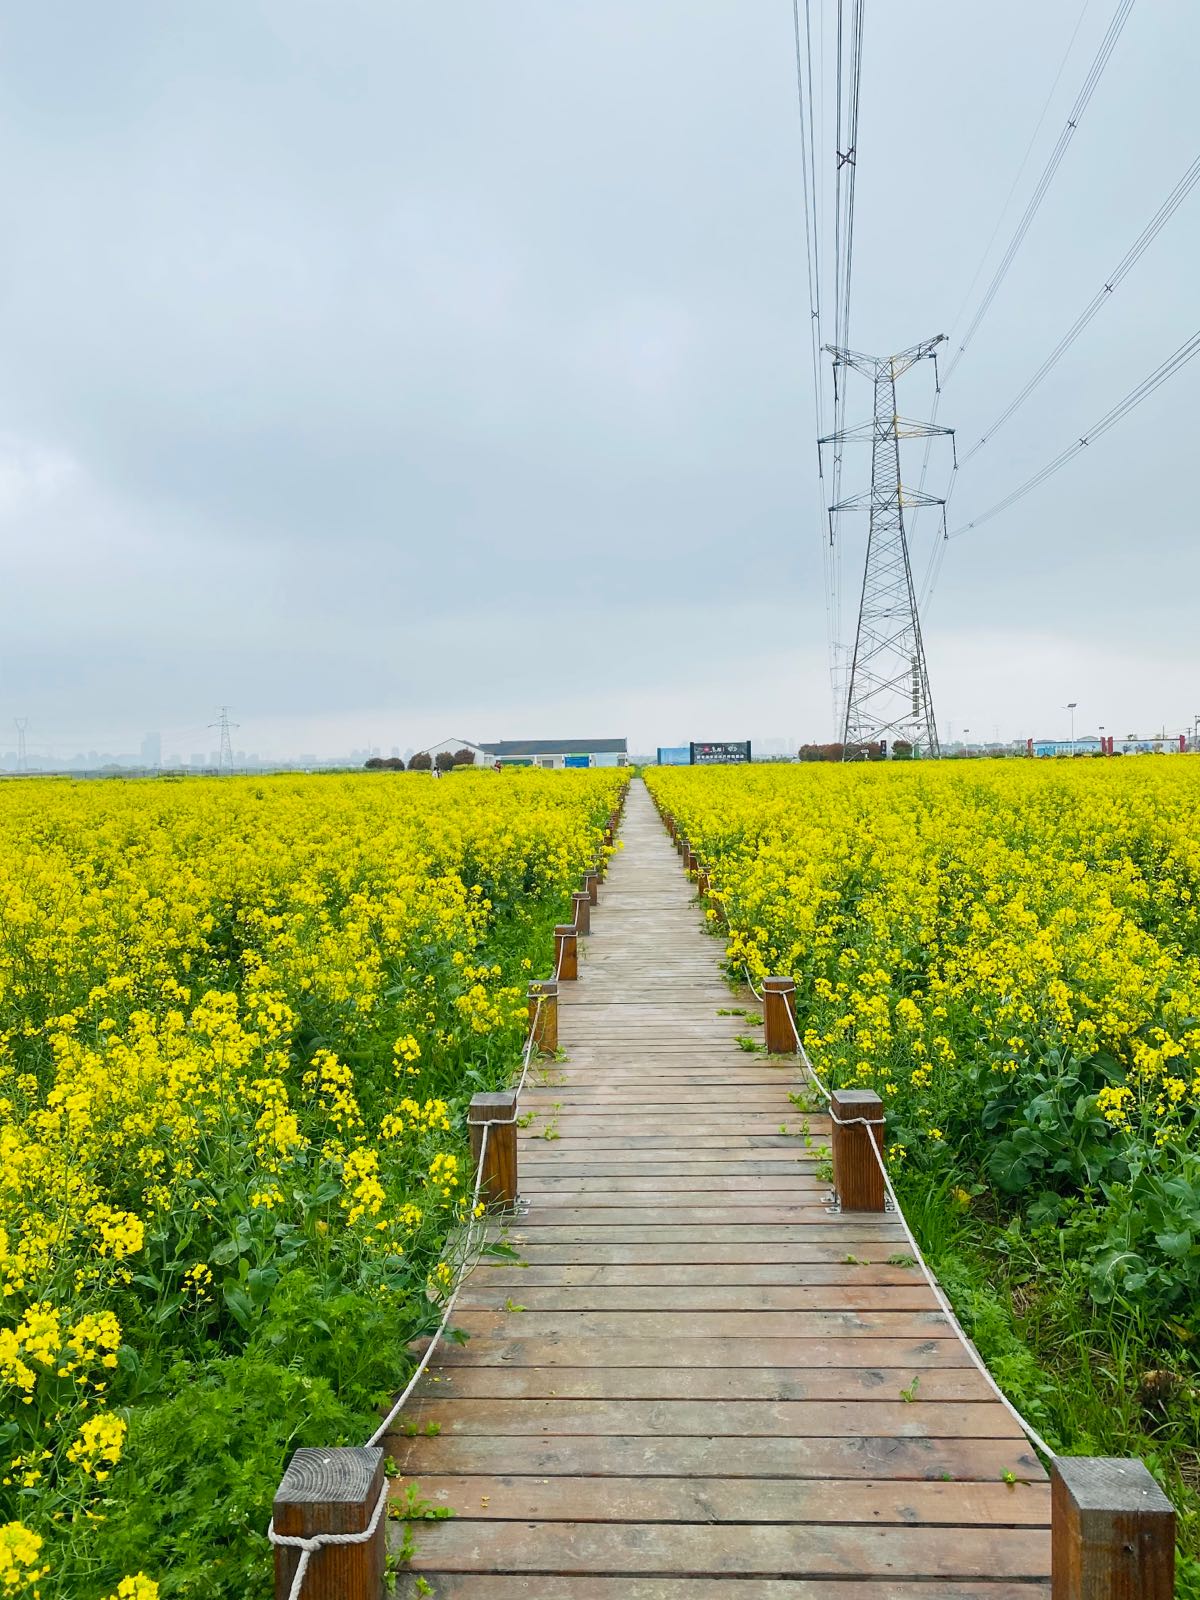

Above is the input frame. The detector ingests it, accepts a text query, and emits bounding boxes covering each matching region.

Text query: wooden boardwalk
[391,778,1051,1598]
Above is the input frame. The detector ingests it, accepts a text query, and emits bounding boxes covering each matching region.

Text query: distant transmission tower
[821,336,955,758]
[14,718,29,774]
[209,706,238,774]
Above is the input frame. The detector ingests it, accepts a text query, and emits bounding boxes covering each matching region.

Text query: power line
[789,0,841,726]
[960,152,1200,462]
[826,0,866,733]
[943,1,1093,352]
[943,0,1137,383]
[949,326,1200,538]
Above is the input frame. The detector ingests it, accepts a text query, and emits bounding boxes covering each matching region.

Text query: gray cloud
[1,1,1196,756]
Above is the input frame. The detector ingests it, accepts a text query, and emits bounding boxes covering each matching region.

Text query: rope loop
[269,1481,390,1600]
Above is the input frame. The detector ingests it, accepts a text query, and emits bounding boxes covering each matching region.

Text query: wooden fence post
[831,1089,885,1211]
[528,979,557,1053]
[665,814,676,839]
[762,976,797,1054]
[572,890,591,934]
[273,1446,385,1600]
[1051,1456,1175,1600]
[554,923,578,980]
[696,867,709,897]
[584,868,599,905]
[468,1090,519,1208]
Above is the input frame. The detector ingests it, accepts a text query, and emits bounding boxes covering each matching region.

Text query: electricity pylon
[14,718,28,774]
[210,706,238,775]
[820,336,955,758]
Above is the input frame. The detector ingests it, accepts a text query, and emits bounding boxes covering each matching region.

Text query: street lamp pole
[1065,702,1077,758]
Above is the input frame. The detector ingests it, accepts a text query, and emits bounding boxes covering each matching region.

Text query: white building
[412,738,492,767]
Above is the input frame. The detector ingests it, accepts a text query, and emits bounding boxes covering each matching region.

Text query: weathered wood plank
[400,1397,1026,1439]
[389,1433,1046,1482]
[399,1521,1051,1579]
[394,1474,1049,1526]
[414,1366,995,1402]
[457,1285,941,1313]
[425,1335,978,1370]
[397,1579,1049,1600]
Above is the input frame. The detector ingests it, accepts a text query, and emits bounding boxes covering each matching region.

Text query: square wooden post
[554,923,578,980]
[273,1446,385,1600]
[762,976,797,1055]
[572,890,591,934]
[584,868,600,905]
[468,1090,519,1208]
[1052,1456,1175,1599]
[528,979,557,1053]
[831,1089,885,1211]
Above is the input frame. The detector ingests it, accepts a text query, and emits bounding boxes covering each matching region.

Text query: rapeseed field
[0,769,624,1598]
[646,757,1200,1564]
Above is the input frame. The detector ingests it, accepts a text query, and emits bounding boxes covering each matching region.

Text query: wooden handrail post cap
[468,1090,519,1208]
[831,1089,886,1212]
[273,1445,386,1600]
[1051,1456,1175,1599]
[762,976,797,1055]
[572,890,591,934]
[554,923,579,980]
[528,979,558,1053]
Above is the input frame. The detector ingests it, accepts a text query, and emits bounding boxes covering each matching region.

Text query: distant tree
[364,757,384,770]
[383,757,405,770]
[452,748,477,766]
[435,751,455,773]
[408,751,433,771]
[892,740,914,761]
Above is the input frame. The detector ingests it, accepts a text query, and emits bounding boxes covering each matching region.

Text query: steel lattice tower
[820,336,955,758]
[210,706,238,775]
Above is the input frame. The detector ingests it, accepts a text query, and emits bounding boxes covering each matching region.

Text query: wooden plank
[486,1242,916,1265]
[396,1578,1050,1600]
[395,1475,1049,1526]
[511,1209,894,1228]
[457,1285,941,1313]
[469,1263,926,1286]
[400,1520,1051,1579]
[389,1433,1047,1482]
[427,1336,976,1370]
[447,1310,952,1339]
[400,1398,1026,1439]
[501,1226,912,1243]
[415,1367,996,1402]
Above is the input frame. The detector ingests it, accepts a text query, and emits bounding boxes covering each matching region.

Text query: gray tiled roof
[483,738,627,758]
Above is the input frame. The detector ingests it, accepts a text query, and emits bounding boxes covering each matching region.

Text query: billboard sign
[564,754,590,769]
[690,740,752,765]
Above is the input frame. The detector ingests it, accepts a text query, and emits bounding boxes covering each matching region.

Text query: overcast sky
[1,1,1196,759]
